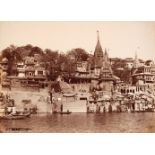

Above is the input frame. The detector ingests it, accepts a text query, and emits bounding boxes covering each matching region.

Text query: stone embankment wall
[2,89,50,113]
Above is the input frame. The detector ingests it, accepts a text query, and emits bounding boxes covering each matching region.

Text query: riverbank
[1,87,155,114]
[1,89,50,113]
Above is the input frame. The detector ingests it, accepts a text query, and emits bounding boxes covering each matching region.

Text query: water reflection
[0,113,155,133]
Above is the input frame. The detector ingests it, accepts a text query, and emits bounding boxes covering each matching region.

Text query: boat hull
[0,113,31,120]
[60,112,72,115]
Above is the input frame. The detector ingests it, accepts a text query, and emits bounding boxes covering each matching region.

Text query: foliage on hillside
[111,58,132,83]
[1,45,89,79]
[1,44,137,83]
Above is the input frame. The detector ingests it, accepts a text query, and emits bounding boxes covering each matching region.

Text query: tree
[42,49,60,80]
[67,48,89,62]
[1,45,22,75]
[29,46,43,56]
[111,58,132,83]
[16,44,33,58]
[43,49,58,61]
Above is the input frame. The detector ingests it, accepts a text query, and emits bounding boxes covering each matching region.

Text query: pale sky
[0,21,155,60]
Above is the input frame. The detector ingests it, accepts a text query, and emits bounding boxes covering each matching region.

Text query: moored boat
[60,111,72,115]
[0,113,31,120]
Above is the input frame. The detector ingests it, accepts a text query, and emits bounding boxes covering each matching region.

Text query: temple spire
[97,30,100,41]
[94,30,103,57]
[104,48,109,62]
[135,51,137,60]
[133,49,139,68]
[94,30,103,68]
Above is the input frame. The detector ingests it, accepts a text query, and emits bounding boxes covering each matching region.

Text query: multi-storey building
[68,31,119,94]
[6,55,47,91]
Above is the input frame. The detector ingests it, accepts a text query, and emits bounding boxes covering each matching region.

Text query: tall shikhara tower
[92,31,118,94]
[94,31,113,78]
[94,31,104,69]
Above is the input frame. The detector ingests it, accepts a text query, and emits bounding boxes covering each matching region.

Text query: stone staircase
[63,100,87,112]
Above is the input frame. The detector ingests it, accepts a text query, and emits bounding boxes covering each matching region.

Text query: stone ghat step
[63,101,87,104]
[63,107,87,112]
[63,105,86,108]
[63,103,86,106]
[63,105,87,108]
[63,104,87,108]
[63,102,87,112]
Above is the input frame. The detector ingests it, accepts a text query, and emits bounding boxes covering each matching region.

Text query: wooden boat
[60,111,72,115]
[0,113,31,120]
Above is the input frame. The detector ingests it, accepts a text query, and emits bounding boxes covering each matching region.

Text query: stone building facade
[67,31,119,95]
[0,55,48,91]
[90,31,119,94]
[130,59,155,95]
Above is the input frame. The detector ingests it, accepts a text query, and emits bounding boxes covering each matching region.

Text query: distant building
[17,62,25,78]
[124,57,134,69]
[124,53,145,69]
[131,59,155,95]
[6,55,47,91]
[76,61,88,73]
[139,59,145,67]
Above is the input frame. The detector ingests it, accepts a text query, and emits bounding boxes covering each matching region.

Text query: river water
[1,112,155,133]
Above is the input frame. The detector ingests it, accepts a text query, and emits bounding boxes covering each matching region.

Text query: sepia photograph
[0,21,155,133]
